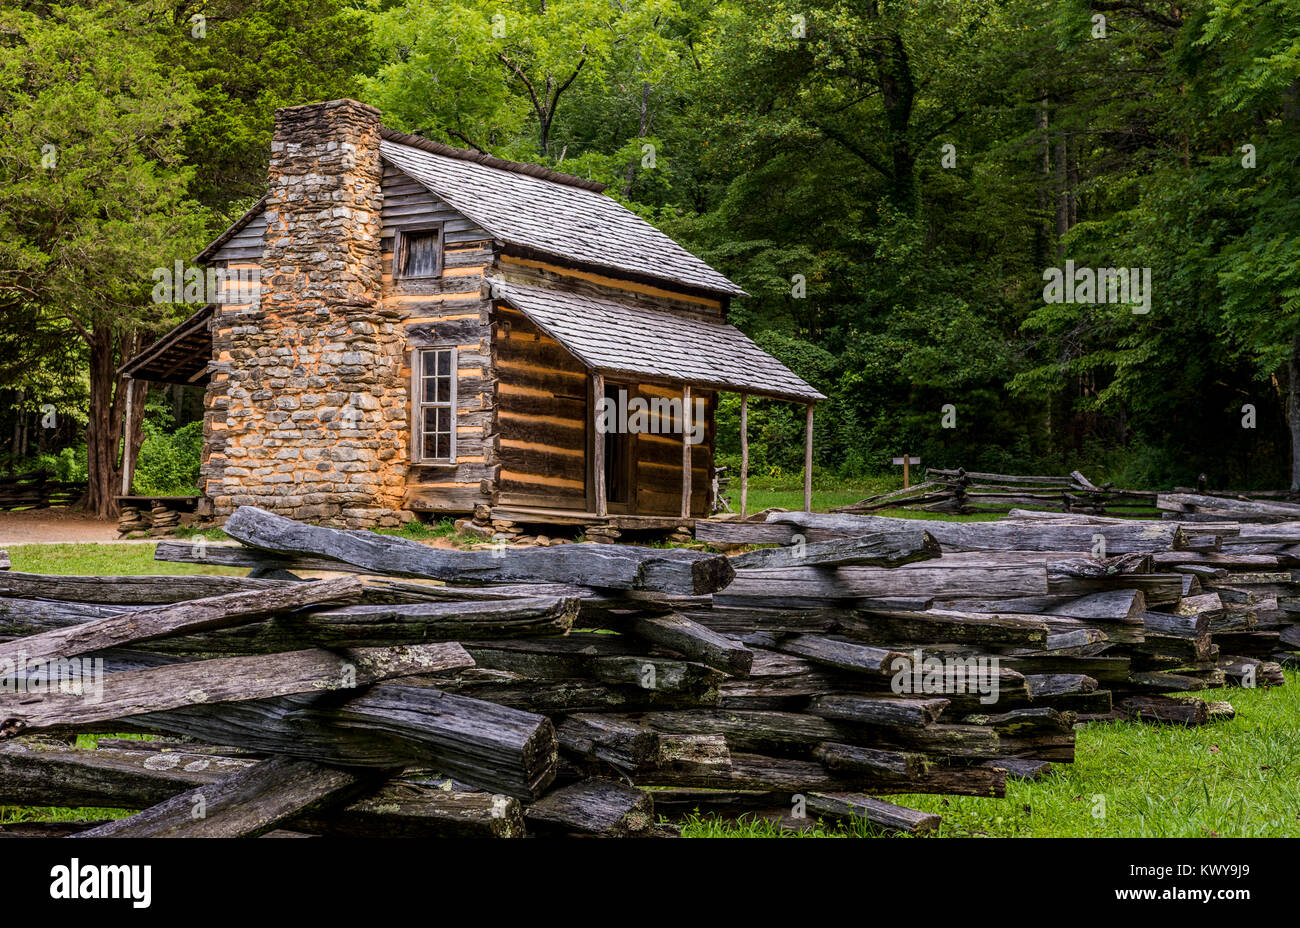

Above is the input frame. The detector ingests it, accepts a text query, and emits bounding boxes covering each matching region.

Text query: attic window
[395,224,443,279]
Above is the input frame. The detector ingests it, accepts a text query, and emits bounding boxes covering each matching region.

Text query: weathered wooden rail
[832,468,1157,516]
[0,471,86,511]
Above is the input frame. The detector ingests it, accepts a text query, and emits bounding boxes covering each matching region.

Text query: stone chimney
[201,99,409,528]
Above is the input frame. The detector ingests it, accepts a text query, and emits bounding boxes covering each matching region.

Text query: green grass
[171,525,230,542]
[679,673,1300,838]
[6,542,248,576]
[375,517,487,548]
[737,474,999,520]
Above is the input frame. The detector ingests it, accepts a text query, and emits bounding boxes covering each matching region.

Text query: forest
[1,0,1297,515]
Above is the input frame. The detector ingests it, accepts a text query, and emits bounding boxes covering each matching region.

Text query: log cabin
[122,99,824,530]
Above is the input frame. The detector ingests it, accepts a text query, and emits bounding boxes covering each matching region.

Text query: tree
[364,0,681,160]
[0,0,208,516]
[163,0,377,213]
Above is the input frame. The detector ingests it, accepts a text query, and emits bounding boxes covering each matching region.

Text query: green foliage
[132,420,203,496]
[5,0,1300,501]
[170,0,378,210]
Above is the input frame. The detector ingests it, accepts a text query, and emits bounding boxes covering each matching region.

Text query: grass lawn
[4,494,1297,838]
[679,673,1300,837]
[736,475,1002,521]
[6,542,249,577]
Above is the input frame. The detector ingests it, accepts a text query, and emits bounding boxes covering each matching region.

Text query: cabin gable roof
[377,133,747,298]
[193,128,748,302]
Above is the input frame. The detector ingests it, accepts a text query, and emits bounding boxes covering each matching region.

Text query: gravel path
[0,510,128,546]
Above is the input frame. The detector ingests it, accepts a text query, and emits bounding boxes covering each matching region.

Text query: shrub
[132,420,203,495]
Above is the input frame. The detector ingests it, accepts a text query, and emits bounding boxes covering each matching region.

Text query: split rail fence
[0,502,1292,837]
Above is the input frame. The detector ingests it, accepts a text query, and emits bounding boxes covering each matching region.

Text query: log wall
[493,306,590,510]
[382,163,497,515]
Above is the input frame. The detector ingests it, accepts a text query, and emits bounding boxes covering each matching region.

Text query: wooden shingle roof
[379,136,747,298]
[491,278,824,402]
[118,305,214,385]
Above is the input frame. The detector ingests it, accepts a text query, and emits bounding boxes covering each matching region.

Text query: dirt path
[0,510,127,546]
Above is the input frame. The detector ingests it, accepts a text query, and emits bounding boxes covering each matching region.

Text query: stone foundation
[200,99,410,528]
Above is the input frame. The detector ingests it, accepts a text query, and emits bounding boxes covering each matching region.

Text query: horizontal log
[937,590,1143,618]
[0,571,291,604]
[0,576,364,665]
[632,751,1007,797]
[774,635,902,675]
[1158,493,1300,521]
[768,511,1184,553]
[625,709,847,755]
[694,520,803,545]
[0,740,525,837]
[620,612,752,676]
[805,792,941,835]
[74,755,373,838]
[718,650,843,708]
[806,694,948,728]
[812,742,928,779]
[556,714,660,769]
[223,506,733,594]
[0,643,472,737]
[154,540,361,573]
[1116,694,1210,725]
[720,562,1048,607]
[727,531,941,570]
[421,668,721,712]
[844,609,1049,648]
[524,778,654,836]
[116,684,557,800]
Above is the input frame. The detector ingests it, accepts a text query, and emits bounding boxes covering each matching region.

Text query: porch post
[803,403,814,512]
[121,379,137,497]
[739,393,749,518]
[592,372,607,518]
[681,384,693,519]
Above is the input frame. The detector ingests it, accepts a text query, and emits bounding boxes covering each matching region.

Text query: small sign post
[892,454,921,489]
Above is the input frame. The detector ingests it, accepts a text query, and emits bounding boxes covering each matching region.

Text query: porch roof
[118,304,214,385]
[490,278,825,403]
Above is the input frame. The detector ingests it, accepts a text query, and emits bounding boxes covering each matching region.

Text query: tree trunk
[1035,95,1051,263]
[85,330,142,519]
[871,33,917,213]
[1055,133,1070,260]
[623,80,651,196]
[1289,334,1300,490]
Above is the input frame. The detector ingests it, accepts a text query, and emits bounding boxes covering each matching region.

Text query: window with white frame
[414,347,456,462]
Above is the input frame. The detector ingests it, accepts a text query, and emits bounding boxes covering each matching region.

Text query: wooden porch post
[803,403,814,512]
[121,379,137,497]
[592,372,607,518]
[681,385,693,519]
[739,393,749,518]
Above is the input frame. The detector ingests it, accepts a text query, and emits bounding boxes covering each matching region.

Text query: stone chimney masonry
[201,99,410,528]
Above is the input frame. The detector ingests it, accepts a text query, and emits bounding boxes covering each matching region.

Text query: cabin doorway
[601,382,632,512]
